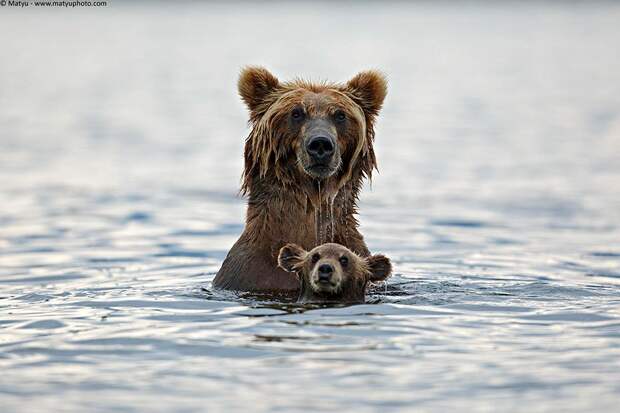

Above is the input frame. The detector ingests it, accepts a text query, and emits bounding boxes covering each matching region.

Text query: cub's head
[278,243,392,304]
[238,67,387,191]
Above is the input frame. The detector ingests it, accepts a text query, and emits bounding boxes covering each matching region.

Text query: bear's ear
[366,254,392,283]
[278,243,307,272]
[238,66,280,114]
[345,70,387,117]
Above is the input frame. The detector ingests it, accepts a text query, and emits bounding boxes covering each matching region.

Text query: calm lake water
[1,1,620,412]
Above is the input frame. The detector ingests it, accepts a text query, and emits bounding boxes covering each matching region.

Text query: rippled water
[1,2,620,412]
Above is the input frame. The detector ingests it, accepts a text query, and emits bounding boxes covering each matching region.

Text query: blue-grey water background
[1,1,620,412]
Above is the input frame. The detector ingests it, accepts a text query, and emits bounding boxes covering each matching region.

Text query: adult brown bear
[213,67,387,294]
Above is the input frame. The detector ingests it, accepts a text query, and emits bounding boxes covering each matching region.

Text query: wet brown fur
[213,67,387,294]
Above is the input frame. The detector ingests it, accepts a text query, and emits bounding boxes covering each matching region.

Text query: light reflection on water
[1,1,620,412]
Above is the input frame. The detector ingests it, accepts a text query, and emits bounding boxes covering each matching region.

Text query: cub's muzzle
[317,263,334,283]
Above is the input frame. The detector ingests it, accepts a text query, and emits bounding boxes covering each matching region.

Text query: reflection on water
[1,1,620,412]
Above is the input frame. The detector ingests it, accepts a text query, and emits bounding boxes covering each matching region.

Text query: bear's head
[238,67,387,193]
[278,242,392,304]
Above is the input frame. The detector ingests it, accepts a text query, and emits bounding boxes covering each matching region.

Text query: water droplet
[329,192,336,243]
[316,181,323,244]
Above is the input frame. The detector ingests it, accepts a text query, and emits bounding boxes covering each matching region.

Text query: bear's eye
[339,256,349,267]
[291,108,305,121]
[334,110,346,123]
[311,253,320,263]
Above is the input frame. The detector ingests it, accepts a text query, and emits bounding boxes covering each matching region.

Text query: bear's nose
[317,263,334,283]
[306,136,335,161]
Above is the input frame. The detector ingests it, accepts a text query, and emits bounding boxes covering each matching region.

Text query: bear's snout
[317,263,334,283]
[299,118,340,179]
[306,136,335,163]
[311,260,342,293]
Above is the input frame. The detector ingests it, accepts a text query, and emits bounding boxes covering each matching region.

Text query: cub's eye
[334,110,346,123]
[291,108,305,121]
[339,256,349,267]
[311,253,320,263]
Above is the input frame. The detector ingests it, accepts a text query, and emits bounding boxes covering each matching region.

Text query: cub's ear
[278,243,307,272]
[238,66,280,113]
[345,70,387,117]
[366,254,392,283]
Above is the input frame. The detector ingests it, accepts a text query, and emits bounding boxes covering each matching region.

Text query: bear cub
[278,243,392,304]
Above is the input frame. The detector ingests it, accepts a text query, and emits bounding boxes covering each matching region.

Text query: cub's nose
[317,263,334,283]
[306,136,335,162]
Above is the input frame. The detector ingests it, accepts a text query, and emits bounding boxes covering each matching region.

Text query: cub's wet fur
[278,243,391,304]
